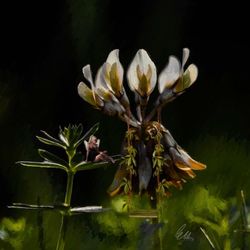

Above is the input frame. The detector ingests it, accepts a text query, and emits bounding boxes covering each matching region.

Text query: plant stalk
[64,171,75,206]
[56,214,69,250]
[56,171,75,250]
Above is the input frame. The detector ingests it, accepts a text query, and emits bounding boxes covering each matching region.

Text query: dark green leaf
[36,136,66,149]
[74,155,121,172]
[38,149,68,167]
[17,161,68,171]
[40,130,62,144]
[8,203,69,212]
[74,161,110,171]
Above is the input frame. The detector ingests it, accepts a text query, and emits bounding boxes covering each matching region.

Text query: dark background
[0,0,249,248]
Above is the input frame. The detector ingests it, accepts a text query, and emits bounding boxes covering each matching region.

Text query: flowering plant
[78,48,206,198]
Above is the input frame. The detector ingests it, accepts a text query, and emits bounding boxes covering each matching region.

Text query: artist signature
[175,224,194,241]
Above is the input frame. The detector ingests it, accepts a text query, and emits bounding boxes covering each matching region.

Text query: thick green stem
[64,171,75,206]
[56,214,69,250]
[56,171,75,250]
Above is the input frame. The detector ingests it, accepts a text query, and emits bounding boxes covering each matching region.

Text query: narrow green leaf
[70,206,110,214]
[38,149,68,167]
[74,161,109,171]
[73,123,99,148]
[40,130,62,144]
[74,155,121,172]
[8,203,55,210]
[58,133,69,146]
[36,136,66,149]
[8,203,69,212]
[17,161,68,171]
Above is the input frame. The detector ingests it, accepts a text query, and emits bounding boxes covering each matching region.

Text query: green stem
[56,171,75,250]
[64,171,75,206]
[56,214,69,250]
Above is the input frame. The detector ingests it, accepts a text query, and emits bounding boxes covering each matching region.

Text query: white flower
[78,65,125,116]
[96,49,130,110]
[127,49,157,97]
[98,49,124,96]
[158,48,198,94]
[78,65,104,109]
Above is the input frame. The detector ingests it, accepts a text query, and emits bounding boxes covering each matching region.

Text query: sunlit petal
[104,50,124,95]
[78,82,97,107]
[178,148,206,170]
[183,64,198,87]
[127,49,157,96]
[106,49,119,65]
[182,48,190,69]
[158,56,181,93]
[174,64,198,93]
[82,65,94,90]
[95,66,109,90]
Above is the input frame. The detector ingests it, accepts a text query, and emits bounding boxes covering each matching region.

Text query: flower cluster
[78,49,206,197]
[78,49,197,126]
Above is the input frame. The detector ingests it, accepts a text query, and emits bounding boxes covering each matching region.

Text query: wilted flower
[77,48,206,198]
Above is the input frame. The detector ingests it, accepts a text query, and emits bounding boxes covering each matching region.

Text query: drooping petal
[158,56,181,93]
[127,49,157,97]
[169,147,206,171]
[177,148,206,170]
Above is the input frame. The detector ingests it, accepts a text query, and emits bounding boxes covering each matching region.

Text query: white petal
[158,56,181,93]
[182,48,190,69]
[106,51,124,93]
[84,140,88,151]
[78,82,94,103]
[82,65,94,90]
[96,139,100,148]
[183,64,198,87]
[95,65,109,90]
[78,82,103,107]
[106,49,120,65]
[127,49,157,94]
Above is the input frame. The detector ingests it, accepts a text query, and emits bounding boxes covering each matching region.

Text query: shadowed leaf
[36,136,66,149]
[74,155,121,172]
[38,149,68,167]
[17,161,68,171]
